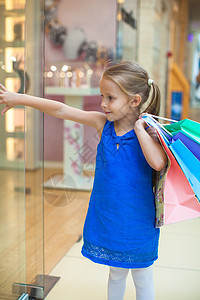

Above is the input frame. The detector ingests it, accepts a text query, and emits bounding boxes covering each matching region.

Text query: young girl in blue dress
[0,61,167,300]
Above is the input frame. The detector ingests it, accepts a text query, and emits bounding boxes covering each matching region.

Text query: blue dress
[81,120,160,268]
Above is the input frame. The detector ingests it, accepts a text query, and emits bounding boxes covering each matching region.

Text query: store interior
[0,0,200,299]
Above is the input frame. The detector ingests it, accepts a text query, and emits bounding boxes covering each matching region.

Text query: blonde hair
[102,60,161,115]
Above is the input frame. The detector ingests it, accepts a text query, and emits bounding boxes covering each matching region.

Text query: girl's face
[99,77,137,122]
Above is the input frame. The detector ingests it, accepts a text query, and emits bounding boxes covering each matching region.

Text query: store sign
[121,8,136,29]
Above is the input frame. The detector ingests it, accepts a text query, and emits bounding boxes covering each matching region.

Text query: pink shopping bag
[156,130,200,226]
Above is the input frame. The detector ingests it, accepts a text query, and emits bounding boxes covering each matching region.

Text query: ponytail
[142,82,160,115]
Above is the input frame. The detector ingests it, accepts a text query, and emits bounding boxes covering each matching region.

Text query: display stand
[44,86,99,191]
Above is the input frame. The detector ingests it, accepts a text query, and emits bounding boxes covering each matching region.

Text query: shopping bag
[156,130,200,226]
[172,132,200,161]
[164,118,200,200]
[142,114,200,227]
[143,114,200,198]
[164,119,200,144]
[169,139,200,201]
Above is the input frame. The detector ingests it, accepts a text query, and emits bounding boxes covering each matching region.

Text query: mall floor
[45,108,200,300]
[45,218,200,300]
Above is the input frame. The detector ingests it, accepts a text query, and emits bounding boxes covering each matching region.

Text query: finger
[1,107,10,115]
[140,112,149,118]
[0,95,5,102]
[0,84,7,92]
[139,114,145,119]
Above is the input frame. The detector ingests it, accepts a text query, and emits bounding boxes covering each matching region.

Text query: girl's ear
[130,94,141,107]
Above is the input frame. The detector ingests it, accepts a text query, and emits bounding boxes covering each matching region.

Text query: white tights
[107,266,155,300]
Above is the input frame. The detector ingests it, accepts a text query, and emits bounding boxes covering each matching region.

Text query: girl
[0,61,167,300]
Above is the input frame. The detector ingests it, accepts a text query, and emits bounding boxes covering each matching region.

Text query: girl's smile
[104,111,111,115]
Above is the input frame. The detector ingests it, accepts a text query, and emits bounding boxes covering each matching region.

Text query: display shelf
[45,86,100,96]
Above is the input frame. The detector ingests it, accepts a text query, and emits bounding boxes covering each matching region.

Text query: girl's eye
[100,94,114,101]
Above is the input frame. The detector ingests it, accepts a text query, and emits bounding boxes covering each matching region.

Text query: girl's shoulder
[97,119,112,139]
[94,113,107,139]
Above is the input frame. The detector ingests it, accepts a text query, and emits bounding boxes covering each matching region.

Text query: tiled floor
[45,217,200,300]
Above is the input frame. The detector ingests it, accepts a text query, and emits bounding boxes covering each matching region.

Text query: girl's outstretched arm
[134,118,167,171]
[0,84,106,132]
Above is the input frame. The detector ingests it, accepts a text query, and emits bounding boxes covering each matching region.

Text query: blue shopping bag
[169,139,200,201]
[172,132,200,161]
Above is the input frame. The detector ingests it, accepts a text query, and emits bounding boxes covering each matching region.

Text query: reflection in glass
[5,0,26,11]
[5,108,25,132]
[0,0,45,298]
[6,138,24,161]
[5,16,25,42]
[0,0,26,297]
[116,0,138,60]
[5,48,24,73]
[5,77,23,93]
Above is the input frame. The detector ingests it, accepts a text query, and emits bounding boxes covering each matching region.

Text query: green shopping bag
[164,119,200,144]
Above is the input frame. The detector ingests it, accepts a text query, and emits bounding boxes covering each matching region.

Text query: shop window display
[43,0,138,186]
[44,0,138,89]
[44,0,115,90]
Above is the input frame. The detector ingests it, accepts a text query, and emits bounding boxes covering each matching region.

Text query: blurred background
[0,0,200,299]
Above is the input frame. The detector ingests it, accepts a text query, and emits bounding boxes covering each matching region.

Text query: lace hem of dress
[82,240,158,265]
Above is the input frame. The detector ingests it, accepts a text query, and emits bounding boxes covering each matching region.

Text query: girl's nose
[101,99,107,108]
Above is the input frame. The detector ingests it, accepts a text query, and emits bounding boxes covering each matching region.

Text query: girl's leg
[107,267,129,300]
[131,266,155,300]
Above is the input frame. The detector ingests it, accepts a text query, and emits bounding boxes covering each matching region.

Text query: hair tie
[148,79,154,86]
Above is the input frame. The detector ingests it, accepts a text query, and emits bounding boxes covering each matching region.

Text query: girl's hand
[134,114,148,131]
[0,84,19,115]
[134,113,167,171]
